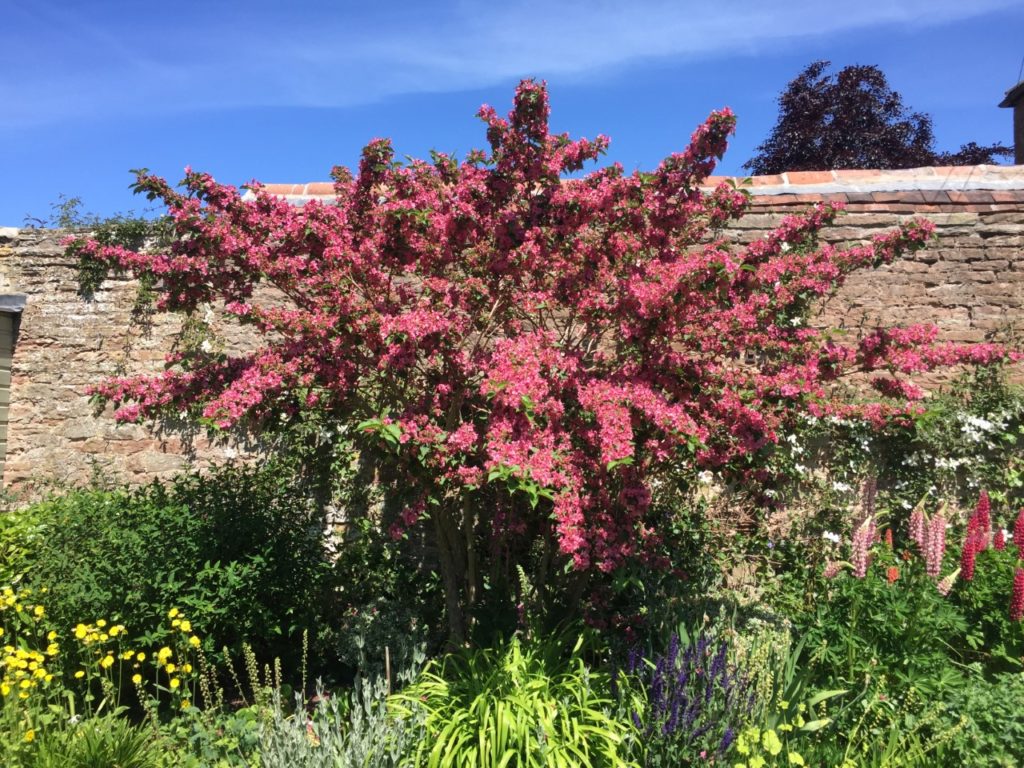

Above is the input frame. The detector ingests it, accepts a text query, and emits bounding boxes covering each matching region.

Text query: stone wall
[724,210,1024,345]
[0,164,1021,492]
[0,227,247,493]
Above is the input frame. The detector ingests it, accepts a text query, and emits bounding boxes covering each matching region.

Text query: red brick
[304,183,335,195]
[990,191,1024,203]
[785,171,835,185]
[259,184,295,195]
[749,174,786,187]
[947,191,994,204]
[833,169,882,182]
[933,165,980,177]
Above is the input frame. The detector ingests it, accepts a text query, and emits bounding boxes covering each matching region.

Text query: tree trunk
[434,505,468,646]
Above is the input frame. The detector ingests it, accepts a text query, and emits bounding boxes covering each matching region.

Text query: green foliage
[258,676,424,768]
[28,717,161,768]
[0,504,45,584]
[941,667,1024,768]
[16,463,333,670]
[392,635,630,768]
[327,515,442,675]
[798,555,968,695]
[950,547,1024,670]
[884,367,1024,511]
[27,193,160,299]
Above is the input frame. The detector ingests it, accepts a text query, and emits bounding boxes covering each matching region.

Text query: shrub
[257,676,424,768]
[616,631,754,766]
[72,79,1016,643]
[941,667,1024,768]
[16,462,333,669]
[392,635,628,767]
[29,717,162,768]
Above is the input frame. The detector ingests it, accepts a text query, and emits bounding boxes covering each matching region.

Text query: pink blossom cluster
[960,490,993,582]
[68,80,1019,584]
[908,504,927,550]
[851,516,876,579]
[1015,508,1024,559]
[1012,568,1024,622]
[925,508,947,579]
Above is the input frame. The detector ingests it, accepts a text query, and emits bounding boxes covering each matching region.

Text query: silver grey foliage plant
[257,673,425,768]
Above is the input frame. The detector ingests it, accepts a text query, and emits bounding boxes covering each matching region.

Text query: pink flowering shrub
[70,81,1017,639]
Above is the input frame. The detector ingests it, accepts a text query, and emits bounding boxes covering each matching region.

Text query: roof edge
[999,79,1024,108]
[245,164,1024,204]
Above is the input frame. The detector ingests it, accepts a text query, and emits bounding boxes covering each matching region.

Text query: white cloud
[2,0,1019,127]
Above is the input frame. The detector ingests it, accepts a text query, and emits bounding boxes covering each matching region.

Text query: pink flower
[994,528,1006,551]
[823,560,843,580]
[960,531,979,582]
[937,568,960,597]
[970,490,992,551]
[851,516,875,579]
[1010,568,1024,622]
[925,510,946,578]
[1014,509,1024,559]
[908,506,927,550]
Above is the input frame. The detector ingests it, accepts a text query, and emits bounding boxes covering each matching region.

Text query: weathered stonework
[0,165,1021,492]
[0,227,249,494]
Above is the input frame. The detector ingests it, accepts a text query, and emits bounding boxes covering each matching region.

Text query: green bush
[257,677,424,768]
[950,546,1024,670]
[29,717,162,768]
[797,554,968,696]
[16,462,333,669]
[941,667,1024,768]
[392,635,630,768]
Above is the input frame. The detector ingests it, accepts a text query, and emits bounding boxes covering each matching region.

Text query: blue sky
[1,0,1022,225]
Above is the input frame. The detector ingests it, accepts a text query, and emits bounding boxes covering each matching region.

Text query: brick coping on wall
[251,164,1024,213]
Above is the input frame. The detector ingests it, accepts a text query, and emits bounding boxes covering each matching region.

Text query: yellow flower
[95,619,107,628]
[188,636,201,649]
[788,753,805,766]
[108,626,120,637]
[179,620,192,633]
[33,605,44,618]
[46,644,59,656]
[182,663,192,674]
[74,670,85,679]
[132,674,142,685]
[0,628,4,637]
[169,677,180,690]
[165,663,177,674]
[100,654,115,670]
[168,608,179,619]
[24,729,35,742]
[136,652,146,662]
[47,631,57,641]
[74,624,88,640]
[762,729,783,757]
[157,647,173,662]
[180,699,190,710]
[171,619,181,629]
[0,682,10,696]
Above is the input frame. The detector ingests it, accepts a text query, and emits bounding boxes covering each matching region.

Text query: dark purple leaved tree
[745,61,1013,175]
